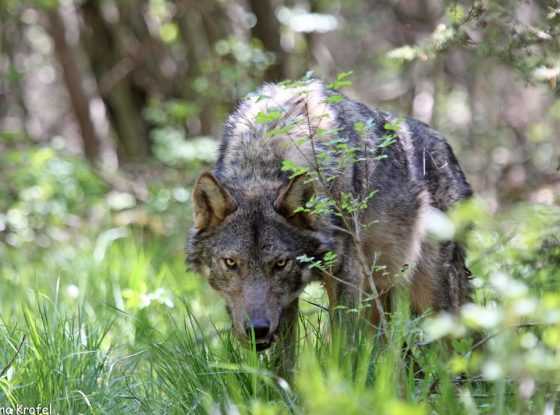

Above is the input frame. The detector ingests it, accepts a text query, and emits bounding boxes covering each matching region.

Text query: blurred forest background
[1,0,559,209]
[1,0,560,413]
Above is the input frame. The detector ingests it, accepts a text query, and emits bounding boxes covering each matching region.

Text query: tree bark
[177,1,212,135]
[79,0,150,163]
[248,0,286,82]
[1,14,31,139]
[46,8,100,162]
[176,0,231,135]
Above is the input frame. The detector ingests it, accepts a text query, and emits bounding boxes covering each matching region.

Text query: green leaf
[281,160,308,178]
[326,95,343,104]
[354,121,366,135]
[255,110,282,124]
[328,71,353,89]
[160,22,179,44]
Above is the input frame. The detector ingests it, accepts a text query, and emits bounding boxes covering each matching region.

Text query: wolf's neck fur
[215,80,338,189]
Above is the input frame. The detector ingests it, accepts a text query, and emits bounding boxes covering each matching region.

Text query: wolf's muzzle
[245,318,271,340]
[244,318,275,351]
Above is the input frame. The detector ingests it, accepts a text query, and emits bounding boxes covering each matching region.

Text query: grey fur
[187,79,472,357]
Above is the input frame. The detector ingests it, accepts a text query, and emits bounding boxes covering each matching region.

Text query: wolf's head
[187,172,331,350]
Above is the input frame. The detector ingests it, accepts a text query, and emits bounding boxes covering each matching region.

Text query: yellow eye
[224,258,237,269]
[275,259,288,269]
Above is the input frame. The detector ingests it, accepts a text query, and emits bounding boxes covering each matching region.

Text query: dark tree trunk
[47,8,101,162]
[176,0,231,135]
[177,1,212,135]
[79,0,150,163]
[1,13,32,139]
[248,0,286,82]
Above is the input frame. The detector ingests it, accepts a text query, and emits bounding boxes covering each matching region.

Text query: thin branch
[296,101,390,338]
[305,102,327,186]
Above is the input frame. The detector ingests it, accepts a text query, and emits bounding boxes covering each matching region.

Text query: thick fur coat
[188,79,472,353]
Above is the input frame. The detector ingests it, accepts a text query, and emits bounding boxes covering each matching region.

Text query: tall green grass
[0,202,559,414]
[0,307,134,413]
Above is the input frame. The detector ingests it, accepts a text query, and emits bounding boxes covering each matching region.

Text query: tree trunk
[79,0,150,163]
[1,15,31,139]
[176,0,231,135]
[46,8,100,162]
[248,0,286,82]
[177,1,212,135]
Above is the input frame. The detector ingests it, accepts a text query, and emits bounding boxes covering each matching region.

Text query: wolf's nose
[245,318,271,340]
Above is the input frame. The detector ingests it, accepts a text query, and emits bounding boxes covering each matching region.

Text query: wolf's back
[215,80,471,215]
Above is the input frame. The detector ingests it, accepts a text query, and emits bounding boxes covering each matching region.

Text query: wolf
[187,79,472,359]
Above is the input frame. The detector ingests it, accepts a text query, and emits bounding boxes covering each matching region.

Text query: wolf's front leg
[270,301,299,380]
[327,247,368,312]
[324,265,367,340]
[325,246,391,333]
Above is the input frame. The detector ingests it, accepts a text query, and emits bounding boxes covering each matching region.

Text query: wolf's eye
[224,258,237,269]
[275,259,288,269]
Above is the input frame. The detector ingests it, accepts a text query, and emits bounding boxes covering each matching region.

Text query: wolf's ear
[192,172,237,231]
[275,174,316,229]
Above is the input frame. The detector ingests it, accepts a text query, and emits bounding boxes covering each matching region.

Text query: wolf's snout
[244,318,271,340]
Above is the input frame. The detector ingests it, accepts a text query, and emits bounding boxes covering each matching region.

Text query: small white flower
[66,284,80,299]
[490,272,527,298]
[424,207,455,241]
[173,187,190,202]
[533,65,560,81]
[140,288,175,309]
[461,303,502,329]
[544,309,560,324]
[512,298,537,317]
[423,312,465,342]
[6,366,15,381]
[106,191,136,210]
[520,332,538,349]
[482,360,503,380]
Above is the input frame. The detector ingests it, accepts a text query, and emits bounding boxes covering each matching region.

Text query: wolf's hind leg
[438,241,472,311]
[410,240,472,314]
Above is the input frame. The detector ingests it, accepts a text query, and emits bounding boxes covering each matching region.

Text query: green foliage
[327,71,353,89]
[297,250,337,272]
[387,2,560,87]
[145,98,218,167]
[146,311,295,414]
[424,201,560,413]
[0,147,106,247]
[151,129,217,166]
[145,99,199,127]
[0,307,131,413]
[281,160,308,178]
[255,110,283,125]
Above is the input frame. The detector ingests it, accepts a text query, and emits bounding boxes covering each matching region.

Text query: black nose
[245,318,271,340]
